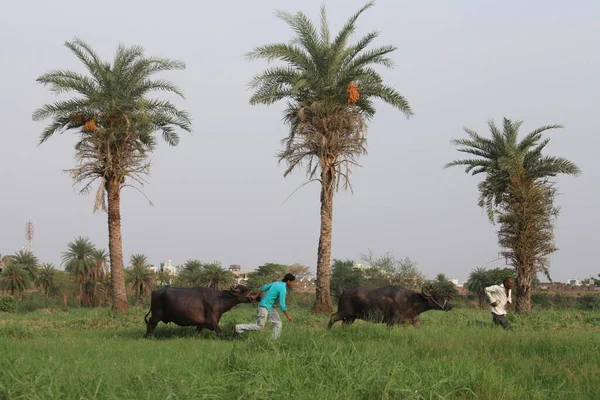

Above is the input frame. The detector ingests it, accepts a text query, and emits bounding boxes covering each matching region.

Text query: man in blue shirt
[234,273,295,339]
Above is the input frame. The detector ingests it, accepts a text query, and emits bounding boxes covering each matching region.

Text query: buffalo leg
[194,326,203,336]
[386,313,401,328]
[145,318,159,338]
[328,312,345,329]
[210,317,223,338]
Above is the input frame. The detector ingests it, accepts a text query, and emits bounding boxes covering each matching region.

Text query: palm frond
[319,4,330,44]
[332,1,376,51]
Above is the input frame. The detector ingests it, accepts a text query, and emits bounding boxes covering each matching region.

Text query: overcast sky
[1,0,598,283]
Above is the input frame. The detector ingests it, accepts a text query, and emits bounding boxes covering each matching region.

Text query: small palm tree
[36,263,57,306]
[91,248,109,278]
[465,267,488,309]
[34,38,191,312]
[62,236,96,305]
[11,250,39,282]
[248,2,413,313]
[200,263,235,289]
[129,254,149,269]
[0,264,31,300]
[85,248,109,307]
[126,263,156,306]
[446,118,580,312]
[156,263,174,288]
[177,259,204,287]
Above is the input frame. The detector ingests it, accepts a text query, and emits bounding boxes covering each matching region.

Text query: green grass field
[1,305,599,399]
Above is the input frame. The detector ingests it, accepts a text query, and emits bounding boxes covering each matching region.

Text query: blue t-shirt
[258,282,288,311]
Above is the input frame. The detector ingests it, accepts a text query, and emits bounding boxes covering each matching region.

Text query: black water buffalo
[328,285,452,329]
[144,284,258,337]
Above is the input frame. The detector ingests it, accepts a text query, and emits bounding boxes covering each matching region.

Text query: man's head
[282,273,296,288]
[503,277,514,289]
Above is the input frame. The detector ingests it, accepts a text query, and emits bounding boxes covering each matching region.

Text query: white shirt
[484,284,512,315]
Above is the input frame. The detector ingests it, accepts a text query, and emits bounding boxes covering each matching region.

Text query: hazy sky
[1,0,598,283]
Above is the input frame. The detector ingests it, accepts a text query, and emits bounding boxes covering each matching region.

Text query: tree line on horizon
[2,242,598,312]
[0,240,312,307]
[25,1,580,314]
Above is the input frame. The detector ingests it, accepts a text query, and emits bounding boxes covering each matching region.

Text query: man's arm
[250,290,263,301]
[250,283,273,301]
[260,283,273,292]
[485,285,501,306]
[279,287,292,321]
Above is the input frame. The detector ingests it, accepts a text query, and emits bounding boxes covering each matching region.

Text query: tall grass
[1,305,599,399]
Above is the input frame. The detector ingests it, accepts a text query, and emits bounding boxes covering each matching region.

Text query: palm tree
[156,262,174,288]
[36,263,56,306]
[129,254,149,269]
[0,263,31,300]
[33,38,191,312]
[90,248,109,281]
[11,250,39,282]
[85,248,109,307]
[247,2,413,313]
[446,118,580,312]
[126,262,156,306]
[465,267,489,309]
[177,259,204,287]
[62,236,96,305]
[199,263,235,289]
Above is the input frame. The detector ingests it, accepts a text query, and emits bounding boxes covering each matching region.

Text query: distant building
[229,264,251,284]
[151,260,176,275]
[450,279,459,286]
[567,279,580,286]
[0,253,11,273]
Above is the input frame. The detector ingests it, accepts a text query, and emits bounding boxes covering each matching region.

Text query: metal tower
[24,221,34,252]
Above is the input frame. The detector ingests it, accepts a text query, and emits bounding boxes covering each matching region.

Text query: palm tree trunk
[515,264,532,313]
[137,284,143,306]
[312,164,335,314]
[106,177,128,312]
[78,280,83,307]
[477,292,485,310]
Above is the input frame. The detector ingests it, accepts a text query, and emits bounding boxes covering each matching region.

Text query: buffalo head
[421,285,453,311]
[227,284,262,302]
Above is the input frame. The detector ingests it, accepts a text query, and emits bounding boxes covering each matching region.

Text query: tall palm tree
[446,118,580,312]
[465,267,489,310]
[33,38,191,312]
[62,236,96,305]
[11,250,39,282]
[199,263,235,289]
[126,262,156,306]
[36,263,56,306]
[247,2,413,313]
[0,263,31,300]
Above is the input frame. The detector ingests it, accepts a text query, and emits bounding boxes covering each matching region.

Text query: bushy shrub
[550,293,573,309]
[578,294,600,311]
[449,295,478,309]
[18,296,46,313]
[0,294,18,313]
[531,292,551,309]
[287,291,315,309]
